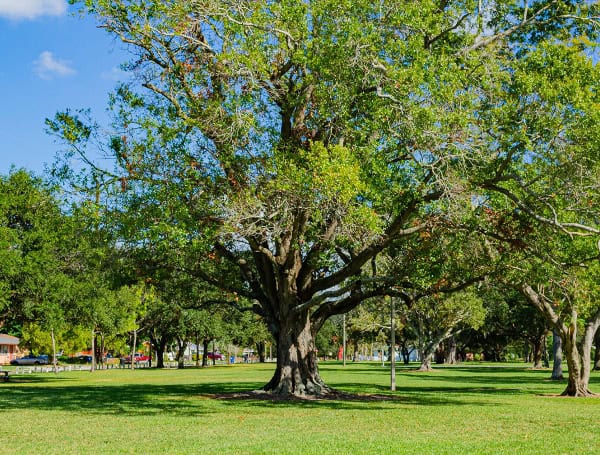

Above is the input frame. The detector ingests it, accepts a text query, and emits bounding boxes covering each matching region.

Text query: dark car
[10,354,49,365]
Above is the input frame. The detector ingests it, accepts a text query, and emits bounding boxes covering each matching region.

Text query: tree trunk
[531,335,544,369]
[415,329,455,372]
[195,335,201,367]
[434,344,445,364]
[176,338,186,369]
[551,329,563,380]
[202,339,209,367]
[561,321,596,397]
[417,351,434,372]
[445,336,457,364]
[542,335,549,368]
[155,337,167,369]
[256,341,266,363]
[212,340,216,366]
[521,284,598,397]
[100,334,106,369]
[523,341,530,363]
[401,346,411,365]
[594,330,600,371]
[263,312,329,396]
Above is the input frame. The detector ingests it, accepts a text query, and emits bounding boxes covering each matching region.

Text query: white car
[10,355,49,365]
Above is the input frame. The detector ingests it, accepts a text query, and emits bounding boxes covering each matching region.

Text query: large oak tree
[53,0,600,396]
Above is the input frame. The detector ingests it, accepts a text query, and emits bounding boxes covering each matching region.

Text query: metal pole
[390,296,396,391]
[51,328,57,373]
[91,329,96,373]
[343,313,346,367]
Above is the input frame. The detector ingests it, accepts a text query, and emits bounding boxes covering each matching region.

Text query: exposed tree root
[560,389,598,398]
[211,389,405,401]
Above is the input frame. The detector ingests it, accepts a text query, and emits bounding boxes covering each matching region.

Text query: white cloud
[0,0,67,20]
[33,51,75,80]
[101,66,129,82]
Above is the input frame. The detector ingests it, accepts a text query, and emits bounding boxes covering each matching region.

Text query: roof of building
[0,334,20,345]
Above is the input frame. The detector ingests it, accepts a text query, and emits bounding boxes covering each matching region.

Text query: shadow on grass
[321,363,577,396]
[2,363,592,415]
[208,392,500,411]
[0,378,503,415]
[0,381,265,417]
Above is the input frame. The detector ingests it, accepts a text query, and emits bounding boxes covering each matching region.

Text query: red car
[122,353,151,364]
[207,352,224,360]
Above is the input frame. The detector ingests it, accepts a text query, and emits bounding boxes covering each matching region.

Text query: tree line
[4,0,600,397]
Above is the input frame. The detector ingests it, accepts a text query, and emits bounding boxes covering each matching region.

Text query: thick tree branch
[311,192,443,294]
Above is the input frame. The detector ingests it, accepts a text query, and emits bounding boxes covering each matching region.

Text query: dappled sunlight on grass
[1,362,599,454]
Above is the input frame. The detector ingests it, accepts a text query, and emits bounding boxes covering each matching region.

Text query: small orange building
[0,334,20,365]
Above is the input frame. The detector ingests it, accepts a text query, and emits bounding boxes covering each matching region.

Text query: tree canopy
[50,0,600,396]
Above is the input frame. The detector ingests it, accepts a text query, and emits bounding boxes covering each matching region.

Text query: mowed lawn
[1,362,598,454]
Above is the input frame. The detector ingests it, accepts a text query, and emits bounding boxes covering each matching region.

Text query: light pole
[390,296,396,391]
[342,313,346,367]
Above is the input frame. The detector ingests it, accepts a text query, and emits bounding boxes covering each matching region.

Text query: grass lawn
[1,362,598,454]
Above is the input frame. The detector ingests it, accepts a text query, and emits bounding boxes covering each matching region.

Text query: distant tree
[0,170,68,332]
[523,265,600,396]
[551,329,564,380]
[406,290,486,372]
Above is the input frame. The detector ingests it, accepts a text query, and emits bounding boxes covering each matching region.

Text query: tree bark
[434,344,445,364]
[415,328,455,372]
[521,284,598,396]
[417,352,434,371]
[531,335,544,369]
[263,311,329,396]
[100,334,106,369]
[156,337,167,369]
[202,339,209,367]
[256,341,266,363]
[561,323,594,396]
[401,346,411,365]
[176,337,186,369]
[445,336,457,364]
[594,330,600,371]
[195,335,201,367]
[551,329,564,380]
[523,341,530,363]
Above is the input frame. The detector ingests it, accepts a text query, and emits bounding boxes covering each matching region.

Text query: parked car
[122,353,151,364]
[207,352,224,361]
[10,354,49,365]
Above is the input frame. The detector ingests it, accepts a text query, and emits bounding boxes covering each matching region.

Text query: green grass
[1,362,598,454]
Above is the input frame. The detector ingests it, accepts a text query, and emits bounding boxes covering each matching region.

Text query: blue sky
[0,0,129,175]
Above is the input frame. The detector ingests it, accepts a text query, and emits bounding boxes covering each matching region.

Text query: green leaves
[51,1,600,358]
